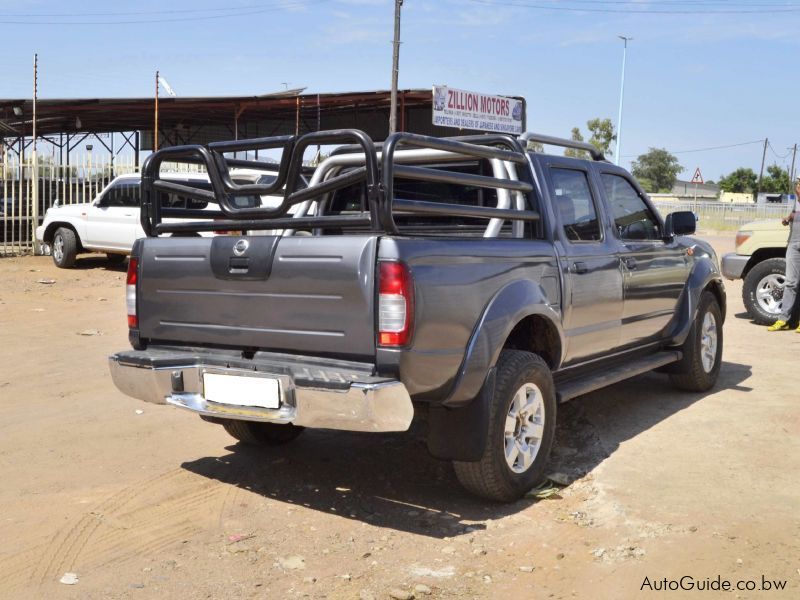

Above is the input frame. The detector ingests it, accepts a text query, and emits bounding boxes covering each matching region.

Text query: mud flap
[426,368,495,462]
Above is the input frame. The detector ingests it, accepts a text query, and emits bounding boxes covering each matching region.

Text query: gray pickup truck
[109,130,725,502]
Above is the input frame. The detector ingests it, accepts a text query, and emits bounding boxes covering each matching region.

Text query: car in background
[35,170,280,268]
[0,197,18,216]
[721,219,790,323]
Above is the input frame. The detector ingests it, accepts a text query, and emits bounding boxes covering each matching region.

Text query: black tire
[52,227,78,268]
[742,258,786,325]
[669,290,723,392]
[221,419,304,446]
[453,350,557,502]
[106,253,127,265]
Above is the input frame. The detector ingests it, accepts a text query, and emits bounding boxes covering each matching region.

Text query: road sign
[691,167,704,184]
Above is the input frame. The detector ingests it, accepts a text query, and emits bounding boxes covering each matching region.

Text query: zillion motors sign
[432,85,524,135]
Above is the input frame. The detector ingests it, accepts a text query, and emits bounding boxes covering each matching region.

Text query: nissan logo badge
[233,239,249,256]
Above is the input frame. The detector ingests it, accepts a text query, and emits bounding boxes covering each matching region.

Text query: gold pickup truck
[722,220,790,323]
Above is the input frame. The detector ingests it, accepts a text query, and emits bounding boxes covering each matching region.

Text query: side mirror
[664,210,696,237]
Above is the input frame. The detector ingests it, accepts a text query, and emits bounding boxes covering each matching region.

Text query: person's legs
[780,242,800,321]
[768,241,800,330]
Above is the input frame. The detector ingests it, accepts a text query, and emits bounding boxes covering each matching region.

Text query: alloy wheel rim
[504,382,545,474]
[756,274,784,314]
[700,312,718,373]
[53,235,64,262]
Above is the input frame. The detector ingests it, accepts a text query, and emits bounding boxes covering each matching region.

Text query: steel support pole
[389,0,403,135]
[615,36,631,166]
[154,71,159,152]
[756,137,768,199]
[32,53,39,252]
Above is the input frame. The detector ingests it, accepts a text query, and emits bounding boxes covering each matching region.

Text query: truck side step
[556,350,682,403]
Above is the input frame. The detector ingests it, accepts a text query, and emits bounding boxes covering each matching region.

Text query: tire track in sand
[0,464,244,594]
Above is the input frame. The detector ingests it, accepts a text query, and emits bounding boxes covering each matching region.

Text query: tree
[526,140,544,153]
[564,118,617,159]
[564,127,589,159]
[586,118,616,158]
[718,168,757,194]
[631,148,684,193]
[761,164,790,194]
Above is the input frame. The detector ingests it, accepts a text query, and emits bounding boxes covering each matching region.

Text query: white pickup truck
[36,170,279,268]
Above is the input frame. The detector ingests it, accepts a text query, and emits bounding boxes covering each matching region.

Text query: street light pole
[615,36,632,166]
[389,0,403,135]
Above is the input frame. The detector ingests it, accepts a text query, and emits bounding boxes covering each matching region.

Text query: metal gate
[1,150,137,256]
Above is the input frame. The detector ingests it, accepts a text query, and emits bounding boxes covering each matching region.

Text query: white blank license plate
[203,373,281,409]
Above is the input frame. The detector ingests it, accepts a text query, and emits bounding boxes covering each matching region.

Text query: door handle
[622,257,637,269]
[570,261,588,274]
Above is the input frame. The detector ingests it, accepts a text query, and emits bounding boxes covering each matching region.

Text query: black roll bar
[379,132,535,233]
[141,128,542,237]
[520,132,606,162]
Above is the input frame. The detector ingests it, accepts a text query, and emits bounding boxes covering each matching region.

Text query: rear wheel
[221,419,304,446]
[52,227,78,268]
[453,350,556,502]
[669,290,723,392]
[742,258,786,324]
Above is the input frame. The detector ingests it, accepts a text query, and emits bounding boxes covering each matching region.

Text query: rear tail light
[378,261,413,347]
[126,257,138,328]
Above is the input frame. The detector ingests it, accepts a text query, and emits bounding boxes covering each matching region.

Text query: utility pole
[615,36,632,166]
[154,70,160,152]
[389,0,403,135]
[32,53,39,251]
[789,143,797,185]
[756,137,768,198]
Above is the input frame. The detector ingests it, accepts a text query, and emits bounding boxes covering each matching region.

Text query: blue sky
[3,0,800,180]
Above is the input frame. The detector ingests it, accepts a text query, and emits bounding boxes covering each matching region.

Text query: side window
[157,181,212,210]
[101,181,140,208]
[601,174,660,241]
[550,168,602,242]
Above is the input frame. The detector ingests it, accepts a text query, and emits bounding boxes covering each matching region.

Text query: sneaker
[767,320,790,331]
[796,325,800,333]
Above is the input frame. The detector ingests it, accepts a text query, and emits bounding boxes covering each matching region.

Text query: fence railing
[651,200,788,231]
[1,151,139,256]
[2,157,791,257]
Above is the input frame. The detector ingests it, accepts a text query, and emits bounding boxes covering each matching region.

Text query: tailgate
[136,235,378,359]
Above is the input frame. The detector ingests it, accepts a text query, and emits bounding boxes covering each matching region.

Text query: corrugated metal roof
[0,89,438,137]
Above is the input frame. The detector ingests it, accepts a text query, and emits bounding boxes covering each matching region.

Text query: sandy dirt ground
[0,234,798,600]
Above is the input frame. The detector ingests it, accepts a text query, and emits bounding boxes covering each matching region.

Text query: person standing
[767,179,800,331]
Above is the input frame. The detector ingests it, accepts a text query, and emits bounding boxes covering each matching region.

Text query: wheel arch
[501,314,561,371]
[742,248,786,279]
[442,279,563,408]
[45,221,84,250]
[664,257,726,347]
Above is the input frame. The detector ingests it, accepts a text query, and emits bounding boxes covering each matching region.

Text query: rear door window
[101,180,140,208]
[549,168,602,242]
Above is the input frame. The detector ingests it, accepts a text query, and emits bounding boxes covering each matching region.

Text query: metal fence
[651,200,788,231]
[1,150,138,256]
[2,158,790,256]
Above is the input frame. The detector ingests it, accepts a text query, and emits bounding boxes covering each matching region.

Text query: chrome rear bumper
[109,351,413,433]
